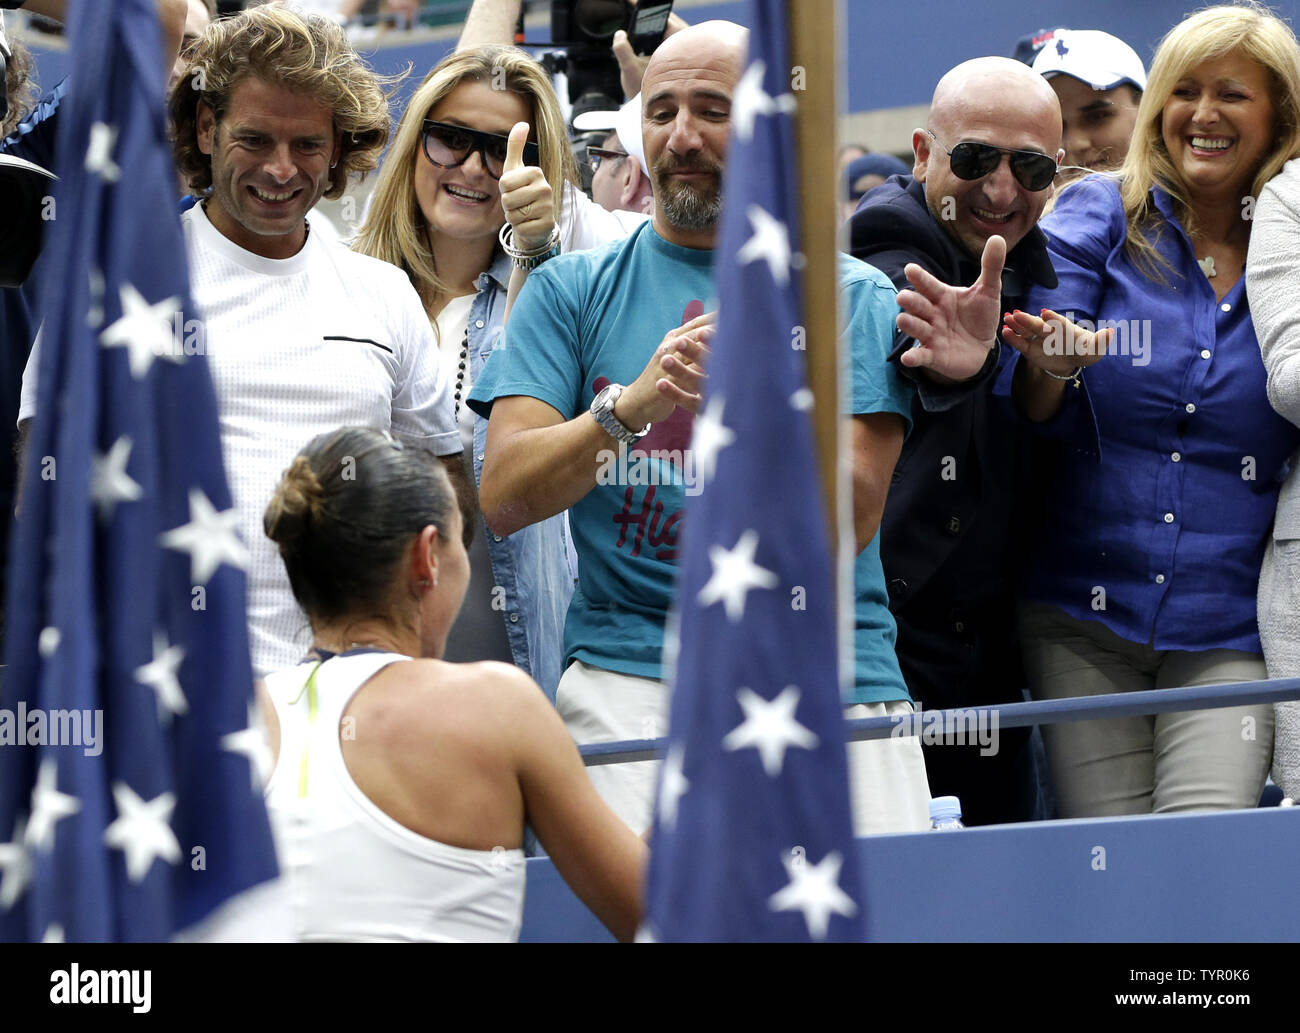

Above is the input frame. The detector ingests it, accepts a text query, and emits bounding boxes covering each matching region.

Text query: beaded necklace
[454,325,469,419]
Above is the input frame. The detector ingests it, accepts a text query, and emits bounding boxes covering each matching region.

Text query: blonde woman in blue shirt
[1001,2,1300,817]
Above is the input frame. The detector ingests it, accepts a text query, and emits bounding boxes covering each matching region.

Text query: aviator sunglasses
[925,129,1060,191]
[421,120,540,180]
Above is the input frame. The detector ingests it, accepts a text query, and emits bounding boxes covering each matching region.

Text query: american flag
[641,0,866,941]
[0,0,280,941]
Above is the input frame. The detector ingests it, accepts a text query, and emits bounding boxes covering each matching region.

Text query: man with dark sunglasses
[846,56,1070,827]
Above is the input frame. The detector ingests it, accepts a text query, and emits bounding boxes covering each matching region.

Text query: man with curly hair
[21,4,465,674]
[170,4,465,673]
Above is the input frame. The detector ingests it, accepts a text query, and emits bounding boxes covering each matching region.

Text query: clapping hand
[615,311,717,429]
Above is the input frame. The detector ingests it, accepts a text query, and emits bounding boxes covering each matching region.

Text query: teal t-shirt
[470,222,712,679]
[470,224,914,701]
[839,255,914,705]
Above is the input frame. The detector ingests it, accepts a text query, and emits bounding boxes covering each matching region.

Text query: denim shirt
[467,253,576,700]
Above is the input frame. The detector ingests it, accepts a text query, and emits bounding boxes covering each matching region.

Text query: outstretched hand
[1002,307,1113,376]
[499,122,555,251]
[895,234,1006,383]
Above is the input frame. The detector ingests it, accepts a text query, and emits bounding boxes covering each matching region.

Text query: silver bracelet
[1041,365,1083,387]
[499,223,561,270]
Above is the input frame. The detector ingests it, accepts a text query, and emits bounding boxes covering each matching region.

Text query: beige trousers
[556,659,931,835]
[1019,602,1273,818]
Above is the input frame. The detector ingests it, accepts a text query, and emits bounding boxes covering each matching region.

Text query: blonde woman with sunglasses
[355,45,645,699]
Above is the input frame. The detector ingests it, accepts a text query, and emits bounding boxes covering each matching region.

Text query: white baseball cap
[1033,29,1147,93]
[572,94,649,177]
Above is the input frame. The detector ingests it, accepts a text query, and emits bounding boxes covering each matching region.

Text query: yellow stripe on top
[293,662,323,799]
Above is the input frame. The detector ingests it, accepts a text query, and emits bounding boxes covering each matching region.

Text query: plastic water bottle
[929,795,965,830]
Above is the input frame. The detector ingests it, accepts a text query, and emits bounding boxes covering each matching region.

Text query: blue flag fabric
[0,0,279,941]
[642,0,867,941]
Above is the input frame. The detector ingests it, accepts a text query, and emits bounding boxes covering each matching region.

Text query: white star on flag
[103,783,181,882]
[732,60,796,141]
[134,630,188,723]
[90,436,143,520]
[160,488,248,584]
[737,205,793,287]
[37,626,60,659]
[99,283,181,379]
[25,759,80,852]
[691,394,736,485]
[697,529,779,622]
[789,387,814,411]
[222,702,274,792]
[657,744,690,831]
[0,816,32,908]
[767,849,858,940]
[42,924,65,944]
[722,685,820,776]
[85,121,121,181]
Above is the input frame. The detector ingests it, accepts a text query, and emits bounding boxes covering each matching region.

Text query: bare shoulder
[406,658,544,701]
[363,658,554,743]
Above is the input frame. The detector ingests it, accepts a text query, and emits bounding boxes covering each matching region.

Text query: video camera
[546,0,674,124]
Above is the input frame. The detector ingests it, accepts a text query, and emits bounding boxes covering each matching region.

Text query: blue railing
[524,676,1300,941]
[578,676,1300,765]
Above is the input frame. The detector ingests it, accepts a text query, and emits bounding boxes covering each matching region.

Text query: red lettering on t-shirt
[611,484,681,561]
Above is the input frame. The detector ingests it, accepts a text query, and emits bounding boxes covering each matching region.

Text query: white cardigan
[1245,158,1300,800]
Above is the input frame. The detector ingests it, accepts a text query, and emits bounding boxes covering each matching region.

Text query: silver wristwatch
[590,383,650,445]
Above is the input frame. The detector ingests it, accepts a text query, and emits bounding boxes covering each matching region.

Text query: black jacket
[848,175,1057,708]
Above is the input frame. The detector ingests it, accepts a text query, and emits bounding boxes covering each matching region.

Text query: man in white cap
[1032,28,1146,172]
[588,97,655,216]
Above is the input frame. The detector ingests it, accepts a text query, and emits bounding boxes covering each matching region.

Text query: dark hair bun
[264,455,326,552]
[262,427,457,624]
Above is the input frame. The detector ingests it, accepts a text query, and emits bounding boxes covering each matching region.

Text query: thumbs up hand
[499,122,555,252]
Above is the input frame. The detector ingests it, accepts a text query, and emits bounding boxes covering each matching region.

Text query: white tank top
[263,651,526,942]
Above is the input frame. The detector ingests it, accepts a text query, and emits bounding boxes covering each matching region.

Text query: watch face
[593,384,618,411]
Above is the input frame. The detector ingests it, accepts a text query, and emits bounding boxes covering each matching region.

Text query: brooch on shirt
[1198,255,1217,278]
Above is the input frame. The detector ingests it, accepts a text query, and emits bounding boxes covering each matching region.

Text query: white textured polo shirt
[184,205,459,674]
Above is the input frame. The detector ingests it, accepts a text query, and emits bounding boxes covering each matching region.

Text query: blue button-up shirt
[1012,174,1299,653]
[467,253,576,700]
